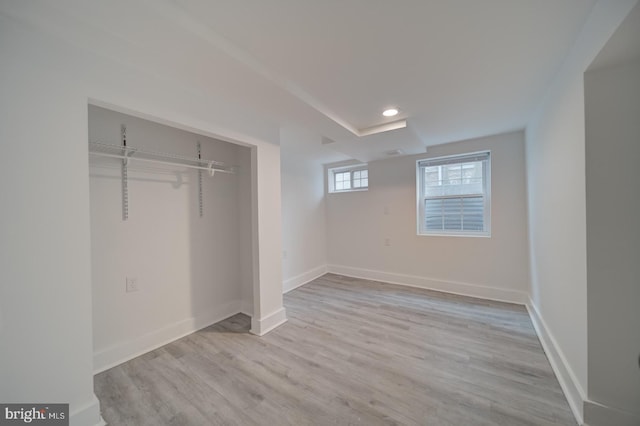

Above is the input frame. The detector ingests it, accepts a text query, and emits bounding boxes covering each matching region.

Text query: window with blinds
[417,151,490,236]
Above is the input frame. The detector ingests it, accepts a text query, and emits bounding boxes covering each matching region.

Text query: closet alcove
[88,105,254,372]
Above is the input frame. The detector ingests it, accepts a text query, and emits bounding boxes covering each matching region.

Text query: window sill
[417,231,491,238]
[329,188,368,194]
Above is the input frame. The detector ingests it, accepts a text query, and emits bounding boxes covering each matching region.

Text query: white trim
[583,399,640,426]
[330,164,368,174]
[358,119,407,136]
[326,264,527,304]
[417,231,491,238]
[328,188,368,194]
[93,300,242,374]
[526,299,585,425]
[283,265,328,293]
[70,395,105,426]
[416,150,491,237]
[328,163,368,193]
[417,150,491,167]
[250,307,287,336]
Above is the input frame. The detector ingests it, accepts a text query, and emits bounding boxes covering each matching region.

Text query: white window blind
[417,151,490,236]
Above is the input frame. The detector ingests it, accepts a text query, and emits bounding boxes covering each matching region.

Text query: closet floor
[94,273,576,426]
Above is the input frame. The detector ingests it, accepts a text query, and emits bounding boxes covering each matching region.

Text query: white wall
[0,3,285,424]
[585,59,640,423]
[326,131,530,303]
[280,127,330,292]
[250,141,286,334]
[525,72,589,416]
[524,2,637,423]
[0,17,100,426]
[89,106,249,372]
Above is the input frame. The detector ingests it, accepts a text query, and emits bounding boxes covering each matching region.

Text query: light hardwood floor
[95,274,576,425]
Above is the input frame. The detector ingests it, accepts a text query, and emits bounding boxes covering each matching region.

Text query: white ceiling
[12,0,599,162]
[170,0,598,161]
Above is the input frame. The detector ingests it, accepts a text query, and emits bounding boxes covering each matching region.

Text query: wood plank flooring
[94,273,576,425]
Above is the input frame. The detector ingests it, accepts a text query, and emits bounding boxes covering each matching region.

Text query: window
[352,169,368,189]
[329,165,368,193]
[334,171,352,191]
[417,151,490,236]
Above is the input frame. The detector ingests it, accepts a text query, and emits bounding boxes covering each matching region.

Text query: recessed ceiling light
[382,108,399,117]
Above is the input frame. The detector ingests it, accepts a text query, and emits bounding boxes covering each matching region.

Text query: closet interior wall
[88,105,253,372]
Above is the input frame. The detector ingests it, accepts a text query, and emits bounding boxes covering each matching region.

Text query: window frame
[416,151,491,237]
[328,164,368,193]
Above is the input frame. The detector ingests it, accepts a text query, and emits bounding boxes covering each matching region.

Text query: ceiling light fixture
[382,108,399,117]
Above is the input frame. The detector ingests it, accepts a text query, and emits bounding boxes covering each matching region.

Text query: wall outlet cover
[126,277,139,292]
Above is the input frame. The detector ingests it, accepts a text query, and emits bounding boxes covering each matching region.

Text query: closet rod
[89,151,234,174]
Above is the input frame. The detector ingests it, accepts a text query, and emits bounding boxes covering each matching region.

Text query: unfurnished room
[1,1,639,426]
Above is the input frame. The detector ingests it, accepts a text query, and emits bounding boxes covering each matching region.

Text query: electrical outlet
[126,277,139,293]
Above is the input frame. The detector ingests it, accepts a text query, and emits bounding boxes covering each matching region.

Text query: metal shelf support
[198,141,203,217]
[121,124,129,221]
[89,128,235,221]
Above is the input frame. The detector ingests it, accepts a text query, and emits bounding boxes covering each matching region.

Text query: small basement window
[328,165,368,193]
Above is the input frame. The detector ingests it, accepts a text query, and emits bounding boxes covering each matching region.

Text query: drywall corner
[250,307,287,336]
[283,265,328,293]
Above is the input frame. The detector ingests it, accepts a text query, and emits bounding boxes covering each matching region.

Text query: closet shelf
[89,141,235,175]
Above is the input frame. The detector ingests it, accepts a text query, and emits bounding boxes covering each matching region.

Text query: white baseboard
[93,300,242,374]
[283,265,328,293]
[526,300,585,425]
[70,394,105,426]
[584,399,640,426]
[327,264,528,304]
[250,307,287,336]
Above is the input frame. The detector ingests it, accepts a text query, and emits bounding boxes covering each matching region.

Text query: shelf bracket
[197,142,203,217]
[121,124,129,221]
